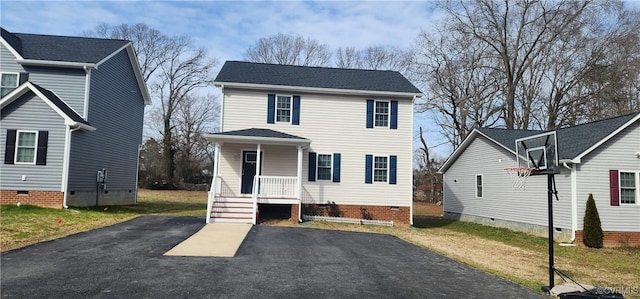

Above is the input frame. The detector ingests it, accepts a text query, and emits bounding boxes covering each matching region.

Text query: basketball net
[505,167,533,190]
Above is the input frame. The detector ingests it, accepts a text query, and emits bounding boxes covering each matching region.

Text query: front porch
[204,128,311,224]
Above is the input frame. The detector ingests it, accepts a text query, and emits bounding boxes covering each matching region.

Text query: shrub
[582,193,604,248]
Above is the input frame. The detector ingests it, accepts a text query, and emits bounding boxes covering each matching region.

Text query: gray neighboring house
[439,112,640,246]
[0,27,150,208]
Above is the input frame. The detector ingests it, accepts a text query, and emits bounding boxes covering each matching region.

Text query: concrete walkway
[164,223,252,257]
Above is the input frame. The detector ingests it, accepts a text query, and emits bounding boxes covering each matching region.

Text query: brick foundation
[302,203,411,225]
[290,204,300,223]
[575,230,640,247]
[0,190,64,208]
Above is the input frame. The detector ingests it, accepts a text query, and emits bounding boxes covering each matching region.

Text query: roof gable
[0,82,94,130]
[440,112,640,172]
[1,28,128,64]
[215,61,422,95]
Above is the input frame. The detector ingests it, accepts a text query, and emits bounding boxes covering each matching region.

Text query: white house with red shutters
[204,61,422,225]
[439,112,640,246]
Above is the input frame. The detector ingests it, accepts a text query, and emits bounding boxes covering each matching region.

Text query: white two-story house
[205,61,421,225]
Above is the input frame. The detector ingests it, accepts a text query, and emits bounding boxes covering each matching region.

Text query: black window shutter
[35,131,48,165]
[267,94,275,124]
[389,155,397,184]
[609,170,620,206]
[292,95,300,125]
[19,73,29,85]
[390,101,398,129]
[365,154,373,184]
[308,152,316,182]
[366,99,374,128]
[4,130,17,164]
[332,153,341,183]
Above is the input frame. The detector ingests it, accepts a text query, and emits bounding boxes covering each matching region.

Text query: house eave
[204,133,311,147]
[17,59,97,69]
[214,81,422,98]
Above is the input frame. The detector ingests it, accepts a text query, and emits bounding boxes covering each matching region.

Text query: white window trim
[619,170,639,205]
[475,174,483,198]
[316,153,333,181]
[374,100,390,128]
[14,130,38,165]
[275,95,293,124]
[373,155,389,183]
[1,72,20,97]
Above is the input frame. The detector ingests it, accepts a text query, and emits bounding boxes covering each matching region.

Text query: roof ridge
[13,32,130,43]
[226,60,402,74]
[557,111,640,131]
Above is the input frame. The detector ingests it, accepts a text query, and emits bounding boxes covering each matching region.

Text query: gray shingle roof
[215,61,422,94]
[1,27,129,64]
[477,112,639,160]
[211,128,306,140]
[30,82,90,125]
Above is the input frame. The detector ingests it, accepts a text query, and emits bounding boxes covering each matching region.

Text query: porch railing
[206,176,221,224]
[257,176,297,198]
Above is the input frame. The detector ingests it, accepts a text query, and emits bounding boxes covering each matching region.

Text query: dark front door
[241,151,260,194]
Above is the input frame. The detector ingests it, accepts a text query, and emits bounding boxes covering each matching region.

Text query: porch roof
[204,128,311,146]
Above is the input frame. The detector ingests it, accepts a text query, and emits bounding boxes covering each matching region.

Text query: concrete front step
[209,217,254,224]
[212,207,254,213]
[211,212,254,219]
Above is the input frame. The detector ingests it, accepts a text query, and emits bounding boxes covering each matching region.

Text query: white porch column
[256,143,262,176]
[212,143,221,186]
[296,146,303,199]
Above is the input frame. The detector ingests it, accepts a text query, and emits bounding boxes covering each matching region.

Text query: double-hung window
[476,175,483,198]
[15,131,37,164]
[1,73,19,97]
[276,96,292,123]
[373,156,388,182]
[374,101,389,127]
[317,154,332,181]
[620,172,637,204]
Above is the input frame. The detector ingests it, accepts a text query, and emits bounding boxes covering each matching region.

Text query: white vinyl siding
[576,121,640,232]
[15,130,37,164]
[443,136,573,230]
[220,88,413,207]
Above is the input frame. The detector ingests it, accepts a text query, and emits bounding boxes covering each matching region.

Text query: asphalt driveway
[1,216,545,298]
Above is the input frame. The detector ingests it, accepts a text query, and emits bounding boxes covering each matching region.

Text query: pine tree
[583,193,604,248]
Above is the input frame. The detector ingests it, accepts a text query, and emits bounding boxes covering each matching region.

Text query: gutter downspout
[62,125,82,209]
[563,162,577,243]
[135,144,142,204]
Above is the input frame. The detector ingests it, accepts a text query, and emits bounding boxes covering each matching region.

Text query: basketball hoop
[505,167,533,190]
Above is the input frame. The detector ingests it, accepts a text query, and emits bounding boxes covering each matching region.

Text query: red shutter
[609,170,620,206]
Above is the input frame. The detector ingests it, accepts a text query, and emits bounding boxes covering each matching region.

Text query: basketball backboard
[515,131,559,175]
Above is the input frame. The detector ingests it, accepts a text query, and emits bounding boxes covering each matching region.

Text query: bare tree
[413,26,502,148]
[84,23,169,81]
[335,45,413,74]
[443,0,591,129]
[245,33,332,66]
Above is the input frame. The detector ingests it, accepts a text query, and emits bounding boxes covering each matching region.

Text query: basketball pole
[545,172,555,292]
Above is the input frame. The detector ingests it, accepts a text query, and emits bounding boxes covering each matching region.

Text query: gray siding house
[439,112,640,246]
[0,28,150,208]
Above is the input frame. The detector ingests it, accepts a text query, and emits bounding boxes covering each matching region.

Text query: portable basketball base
[511,131,559,293]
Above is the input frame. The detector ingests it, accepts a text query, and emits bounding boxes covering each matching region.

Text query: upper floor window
[366,99,397,129]
[1,73,19,97]
[15,131,38,164]
[276,96,292,123]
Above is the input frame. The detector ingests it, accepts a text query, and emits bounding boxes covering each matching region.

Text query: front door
[241,151,261,194]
